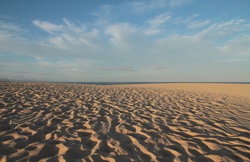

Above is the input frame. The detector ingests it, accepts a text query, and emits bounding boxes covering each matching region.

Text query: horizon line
[1,80,250,85]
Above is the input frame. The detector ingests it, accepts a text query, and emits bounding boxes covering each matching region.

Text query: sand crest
[0,82,250,161]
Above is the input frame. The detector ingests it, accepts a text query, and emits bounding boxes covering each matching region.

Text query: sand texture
[0,82,250,162]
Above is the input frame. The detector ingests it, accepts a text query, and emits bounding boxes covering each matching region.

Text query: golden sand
[0,82,250,161]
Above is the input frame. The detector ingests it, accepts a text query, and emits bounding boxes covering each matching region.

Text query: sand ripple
[0,82,250,162]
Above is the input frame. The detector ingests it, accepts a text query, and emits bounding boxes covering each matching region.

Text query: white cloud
[33,19,77,35]
[92,4,114,25]
[153,67,169,70]
[0,21,26,39]
[145,12,171,35]
[196,19,248,40]
[33,20,64,34]
[216,19,245,28]
[0,58,96,81]
[34,58,95,70]
[169,0,191,7]
[98,66,136,72]
[219,35,250,55]
[129,0,166,12]
[154,34,217,62]
[0,33,65,57]
[48,36,68,49]
[173,14,198,26]
[221,58,249,63]
[0,22,21,32]
[105,23,138,48]
[144,29,161,35]
[188,20,210,29]
[33,19,99,49]
[147,12,171,27]
[173,15,210,30]
[0,61,25,70]
[129,0,191,12]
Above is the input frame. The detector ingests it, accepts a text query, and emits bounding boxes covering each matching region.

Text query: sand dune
[0,82,250,162]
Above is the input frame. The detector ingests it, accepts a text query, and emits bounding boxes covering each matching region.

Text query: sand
[0,82,250,162]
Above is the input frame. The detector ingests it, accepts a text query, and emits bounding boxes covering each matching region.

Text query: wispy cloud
[33,58,95,71]
[222,58,249,63]
[33,18,89,35]
[0,21,22,32]
[16,71,30,74]
[129,0,166,12]
[219,35,250,55]
[33,18,99,49]
[148,13,171,26]
[0,21,26,39]
[99,67,136,72]
[145,12,171,35]
[33,20,64,34]
[105,23,138,48]
[196,19,248,40]
[153,67,169,70]
[129,0,191,12]
[188,20,210,29]
[38,72,52,76]
[169,0,192,7]
[92,4,114,25]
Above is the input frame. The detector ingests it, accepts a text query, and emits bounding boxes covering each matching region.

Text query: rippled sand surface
[0,82,250,162]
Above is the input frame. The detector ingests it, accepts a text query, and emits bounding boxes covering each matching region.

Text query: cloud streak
[187,20,210,29]
[33,20,64,34]
[129,0,191,12]
[98,67,136,72]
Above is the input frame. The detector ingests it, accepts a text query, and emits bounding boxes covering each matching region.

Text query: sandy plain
[0,82,250,162]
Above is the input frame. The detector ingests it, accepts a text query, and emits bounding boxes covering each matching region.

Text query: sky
[0,0,250,82]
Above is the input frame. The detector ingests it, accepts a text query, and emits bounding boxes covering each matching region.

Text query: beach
[0,82,250,162]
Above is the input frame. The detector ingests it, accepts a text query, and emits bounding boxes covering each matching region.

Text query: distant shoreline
[1,81,250,85]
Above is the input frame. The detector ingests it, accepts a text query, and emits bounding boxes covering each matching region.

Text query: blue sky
[0,0,250,82]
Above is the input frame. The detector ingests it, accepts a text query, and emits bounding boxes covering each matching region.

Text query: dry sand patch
[0,82,250,161]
